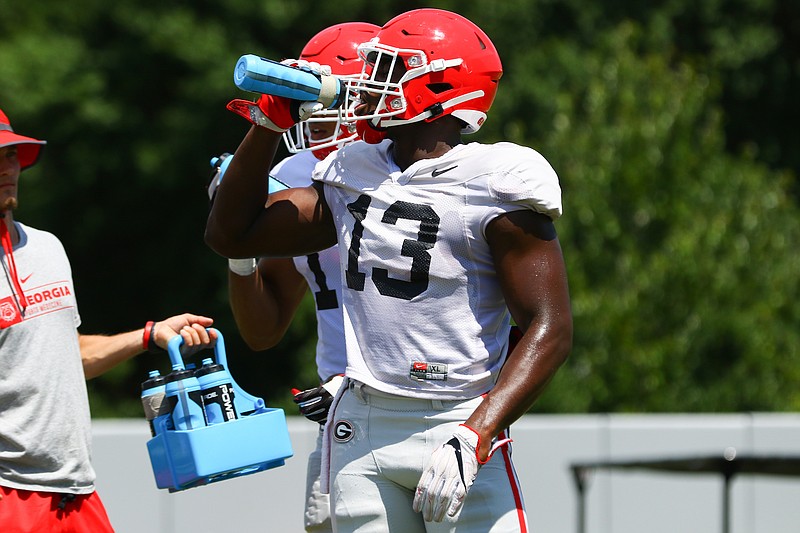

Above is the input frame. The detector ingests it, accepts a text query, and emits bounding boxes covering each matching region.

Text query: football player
[207,8,572,532]
[209,22,379,533]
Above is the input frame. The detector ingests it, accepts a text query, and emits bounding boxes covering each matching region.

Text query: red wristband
[143,321,156,352]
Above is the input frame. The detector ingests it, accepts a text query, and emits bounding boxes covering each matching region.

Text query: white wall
[92,413,800,533]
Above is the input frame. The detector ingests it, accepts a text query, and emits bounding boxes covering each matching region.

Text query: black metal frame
[571,454,800,533]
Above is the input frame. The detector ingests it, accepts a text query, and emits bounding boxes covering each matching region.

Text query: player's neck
[389,118,462,171]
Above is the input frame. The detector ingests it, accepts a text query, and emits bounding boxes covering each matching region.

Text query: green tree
[499,22,800,412]
[1,0,797,416]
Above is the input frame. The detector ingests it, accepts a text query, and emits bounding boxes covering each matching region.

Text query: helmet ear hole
[427,83,453,94]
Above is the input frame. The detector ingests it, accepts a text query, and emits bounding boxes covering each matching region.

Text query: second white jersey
[315,140,562,400]
[271,151,347,382]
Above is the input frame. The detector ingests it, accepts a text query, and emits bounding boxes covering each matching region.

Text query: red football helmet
[349,9,503,135]
[283,22,380,160]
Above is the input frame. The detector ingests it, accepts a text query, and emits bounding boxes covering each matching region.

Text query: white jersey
[271,151,347,382]
[314,140,562,400]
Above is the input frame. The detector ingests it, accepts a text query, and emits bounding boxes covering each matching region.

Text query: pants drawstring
[57,493,76,510]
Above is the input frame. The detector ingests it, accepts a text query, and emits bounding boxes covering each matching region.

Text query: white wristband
[228,258,257,276]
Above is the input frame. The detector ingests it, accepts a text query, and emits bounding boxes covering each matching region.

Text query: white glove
[296,101,325,121]
[413,424,512,522]
[280,58,332,76]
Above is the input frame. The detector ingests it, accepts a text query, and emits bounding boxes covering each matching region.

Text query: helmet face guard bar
[282,115,360,157]
[343,40,485,131]
[281,21,380,158]
[282,74,364,158]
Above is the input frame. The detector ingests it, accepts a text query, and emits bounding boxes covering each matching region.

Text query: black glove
[291,375,344,424]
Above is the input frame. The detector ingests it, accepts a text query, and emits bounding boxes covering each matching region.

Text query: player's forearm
[205,125,281,257]
[228,257,308,350]
[477,211,573,455]
[228,271,290,350]
[465,318,572,458]
[79,330,144,380]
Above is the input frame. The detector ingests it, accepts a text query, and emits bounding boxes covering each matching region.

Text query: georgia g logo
[0,301,17,322]
[332,420,354,443]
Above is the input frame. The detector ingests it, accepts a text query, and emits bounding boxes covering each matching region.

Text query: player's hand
[227,93,304,132]
[280,58,332,77]
[291,374,344,424]
[277,59,338,117]
[227,57,337,131]
[413,424,512,522]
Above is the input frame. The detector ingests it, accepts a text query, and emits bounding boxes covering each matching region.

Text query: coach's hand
[292,374,344,424]
[413,424,512,522]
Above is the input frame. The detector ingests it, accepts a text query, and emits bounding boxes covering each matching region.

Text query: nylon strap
[317,75,339,109]
[0,218,27,315]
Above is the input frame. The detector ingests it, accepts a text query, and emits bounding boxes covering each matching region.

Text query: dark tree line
[1,0,797,416]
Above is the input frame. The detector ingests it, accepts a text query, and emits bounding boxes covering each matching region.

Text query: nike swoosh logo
[20,273,33,284]
[431,165,458,177]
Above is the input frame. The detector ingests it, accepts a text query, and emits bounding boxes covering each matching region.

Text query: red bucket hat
[0,108,46,171]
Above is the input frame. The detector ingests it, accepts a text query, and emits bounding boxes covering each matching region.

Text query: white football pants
[328,380,528,532]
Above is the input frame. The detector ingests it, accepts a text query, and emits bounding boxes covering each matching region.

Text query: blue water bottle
[233,54,346,110]
[164,365,205,431]
[196,358,238,425]
[141,370,168,436]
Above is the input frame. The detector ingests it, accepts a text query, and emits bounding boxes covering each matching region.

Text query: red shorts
[0,485,114,533]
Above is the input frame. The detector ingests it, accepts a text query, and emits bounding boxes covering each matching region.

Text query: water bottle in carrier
[195,357,238,425]
[164,366,205,431]
[145,329,293,491]
[140,370,168,436]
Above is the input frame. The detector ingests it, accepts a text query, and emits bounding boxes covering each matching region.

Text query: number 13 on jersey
[344,194,441,301]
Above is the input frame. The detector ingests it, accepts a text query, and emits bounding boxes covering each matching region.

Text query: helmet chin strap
[377,90,485,129]
[355,118,388,144]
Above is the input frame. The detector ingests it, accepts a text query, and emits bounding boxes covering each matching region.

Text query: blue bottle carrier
[146,329,293,492]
